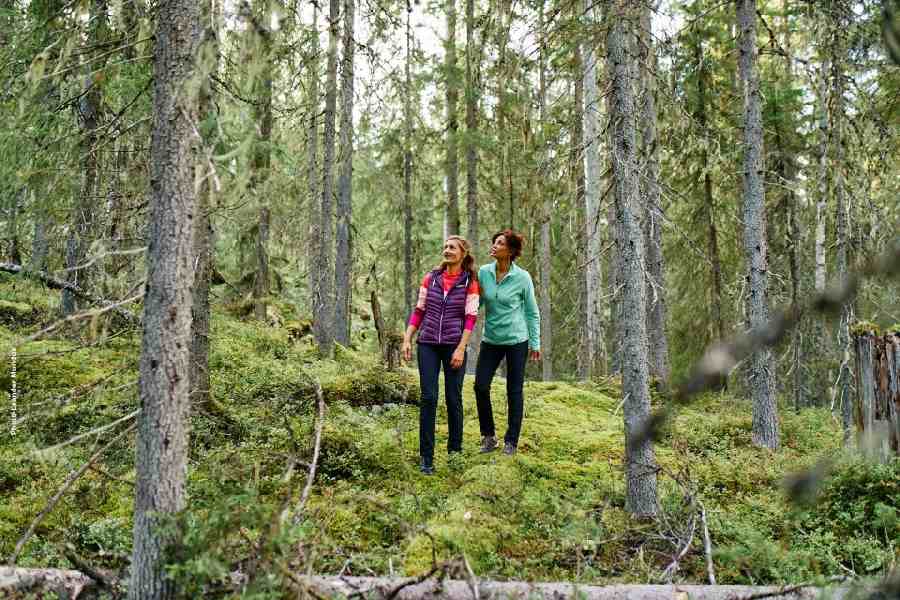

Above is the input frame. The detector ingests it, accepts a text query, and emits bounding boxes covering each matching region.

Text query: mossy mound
[1,277,897,587]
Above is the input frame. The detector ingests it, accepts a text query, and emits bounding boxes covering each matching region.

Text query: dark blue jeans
[474,341,529,447]
[417,343,467,466]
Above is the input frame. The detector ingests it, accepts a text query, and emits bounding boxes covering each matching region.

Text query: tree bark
[129,1,200,598]
[853,331,900,458]
[307,3,320,311]
[62,0,108,315]
[314,0,340,356]
[334,0,356,347]
[403,3,414,317]
[694,39,726,391]
[582,0,604,377]
[465,0,480,373]
[737,0,779,450]
[638,2,668,390]
[445,0,459,236]
[191,0,219,411]
[250,0,273,322]
[828,7,853,441]
[606,0,657,517]
[538,0,552,381]
[574,29,588,380]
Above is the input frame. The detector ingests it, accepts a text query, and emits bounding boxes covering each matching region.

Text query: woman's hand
[401,339,412,362]
[529,350,541,362]
[450,346,466,370]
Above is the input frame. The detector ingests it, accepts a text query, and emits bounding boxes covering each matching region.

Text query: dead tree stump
[852,327,900,459]
[370,289,402,371]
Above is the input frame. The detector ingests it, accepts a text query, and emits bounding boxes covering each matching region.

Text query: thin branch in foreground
[20,292,144,345]
[8,422,137,565]
[294,378,327,520]
[0,262,140,324]
[32,409,139,457]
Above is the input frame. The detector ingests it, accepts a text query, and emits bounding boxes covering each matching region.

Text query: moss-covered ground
[0,273,898,594]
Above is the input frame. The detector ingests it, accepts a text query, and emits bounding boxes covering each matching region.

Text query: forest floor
[1,272,898,594]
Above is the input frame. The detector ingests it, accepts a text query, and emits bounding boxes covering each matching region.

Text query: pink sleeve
[463,280,479,331]
[408,274,430,329]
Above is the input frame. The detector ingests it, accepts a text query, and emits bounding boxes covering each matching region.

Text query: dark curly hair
[492,229,525,261]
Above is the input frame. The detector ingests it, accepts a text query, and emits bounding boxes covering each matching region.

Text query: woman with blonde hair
[401,235,480,474]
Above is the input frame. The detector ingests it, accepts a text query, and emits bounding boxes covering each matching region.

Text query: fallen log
[0,567,862,600]
[306,576,854,600]
[0,566,99,599]
[0,262,140,324]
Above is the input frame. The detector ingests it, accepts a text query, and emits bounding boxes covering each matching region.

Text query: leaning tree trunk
[62,0,108,315]
[582,0,604,377]
[538,0,552,381]
[606,0,657,518]
[334,0,355,347]
[444,0,459,237]
[853,329,900,460]
[314,0,340,356]
[129,1,200,598]
[638,2,668,391]
[737,0,779,450]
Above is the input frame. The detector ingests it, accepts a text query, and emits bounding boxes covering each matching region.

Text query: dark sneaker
[503,442,516,456]
[420,459,434,475]
[480,435,498,453]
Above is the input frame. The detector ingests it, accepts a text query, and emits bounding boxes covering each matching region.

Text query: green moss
[851,320,881,336]
[1,276,894,586]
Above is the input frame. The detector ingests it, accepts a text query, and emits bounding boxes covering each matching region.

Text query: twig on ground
[295,379,326,519]
[21,292,144,345]
[698,499,716,585]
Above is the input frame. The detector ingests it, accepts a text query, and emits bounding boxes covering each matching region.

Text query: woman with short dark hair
[402,235,480,474]
[474,229,541,455]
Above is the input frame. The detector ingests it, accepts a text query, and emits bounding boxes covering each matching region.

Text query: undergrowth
[0,277,897,596]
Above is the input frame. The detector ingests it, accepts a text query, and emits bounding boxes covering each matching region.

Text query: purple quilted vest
[417,269,470,346]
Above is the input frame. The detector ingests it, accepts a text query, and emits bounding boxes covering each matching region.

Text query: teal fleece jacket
[478,261,541,351]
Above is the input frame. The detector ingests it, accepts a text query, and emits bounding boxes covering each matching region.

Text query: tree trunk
[574,31,588,380]
[250,0,273,322]
[852,330,900,459]
[464,0,480,373]
[694,39,726,392]
[5,188,22,265]
[538,0,552,381]
[334,0,355,347]
[314,0,340,356]
[129,1,200,597]
[606,0,657,517]
[832,40,853,443]
[582,0,604,377]
[62,0,108,315]
[638,2,668,391]
[737,0,779,450]
[445,0,459,236]
[307,4,320,311]
[30,213,48,273]
[191,0,220,411]
[403,3,414,317]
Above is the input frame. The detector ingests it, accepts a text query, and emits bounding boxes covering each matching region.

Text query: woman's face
[490,235,511,260]
[443,239,465,266]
